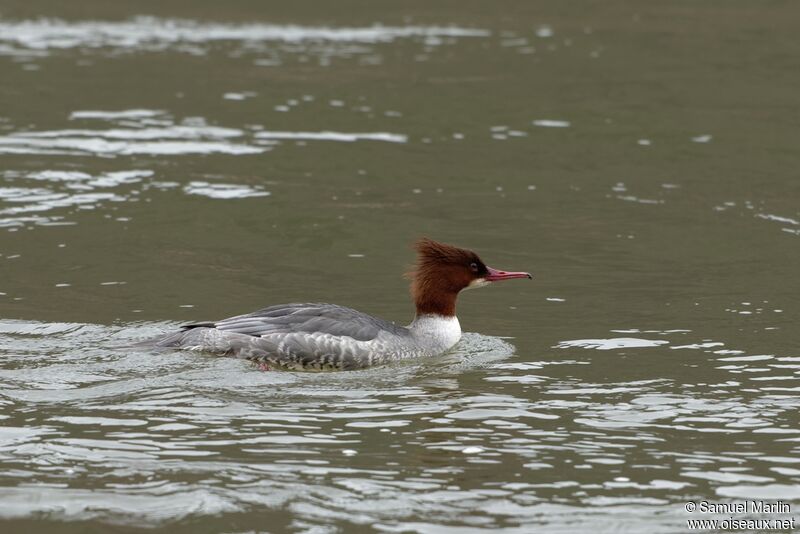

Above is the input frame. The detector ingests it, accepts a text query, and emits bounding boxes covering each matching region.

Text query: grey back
[206,303,409,342]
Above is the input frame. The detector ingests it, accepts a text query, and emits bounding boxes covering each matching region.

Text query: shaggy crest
[409,238,488,316]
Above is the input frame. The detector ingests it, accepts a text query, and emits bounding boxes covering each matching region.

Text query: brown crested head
[409,237,531,317]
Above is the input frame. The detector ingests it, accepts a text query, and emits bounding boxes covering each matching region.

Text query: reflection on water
[0,110,408,157]
[0,169,150,228]
[0,112,267,156]
[0,17,489,69]
[0,17,489,51]
[0,319,798,530]
[0,168,274,228]
[183,181,270,200]
[253,131,407,143]
[1,2,800,532]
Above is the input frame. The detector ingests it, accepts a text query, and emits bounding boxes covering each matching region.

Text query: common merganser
[148,238,531,371]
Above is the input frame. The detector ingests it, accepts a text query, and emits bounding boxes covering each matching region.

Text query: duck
[147,238,531,370]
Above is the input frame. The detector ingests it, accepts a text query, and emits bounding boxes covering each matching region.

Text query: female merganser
[148,238,531,371]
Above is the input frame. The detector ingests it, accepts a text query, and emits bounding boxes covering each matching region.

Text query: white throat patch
[465,277,489,290]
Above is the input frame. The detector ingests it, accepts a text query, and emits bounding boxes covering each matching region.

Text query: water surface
[1,1,799,532]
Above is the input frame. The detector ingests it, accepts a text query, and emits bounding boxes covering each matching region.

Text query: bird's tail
[130,324,212,349]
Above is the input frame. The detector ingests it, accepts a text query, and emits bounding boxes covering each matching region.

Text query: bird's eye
[470,262,479,272]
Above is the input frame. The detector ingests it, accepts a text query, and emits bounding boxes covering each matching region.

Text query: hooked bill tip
[485,267,533,282]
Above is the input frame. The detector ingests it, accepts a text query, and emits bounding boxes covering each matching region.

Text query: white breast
[407,314,462,354]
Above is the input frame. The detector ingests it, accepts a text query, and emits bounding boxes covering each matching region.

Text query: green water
[1,1,798,532]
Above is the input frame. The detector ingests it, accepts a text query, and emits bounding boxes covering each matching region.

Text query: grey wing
[206,303,407,341]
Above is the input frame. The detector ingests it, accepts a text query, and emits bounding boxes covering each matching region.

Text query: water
[1,2,799,532]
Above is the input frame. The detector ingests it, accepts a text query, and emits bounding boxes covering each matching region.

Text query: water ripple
[1,320,798,529]
[0,109,409,158]
[0,17,489,60]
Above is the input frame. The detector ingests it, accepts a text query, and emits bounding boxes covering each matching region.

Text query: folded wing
[193,303,407,342]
